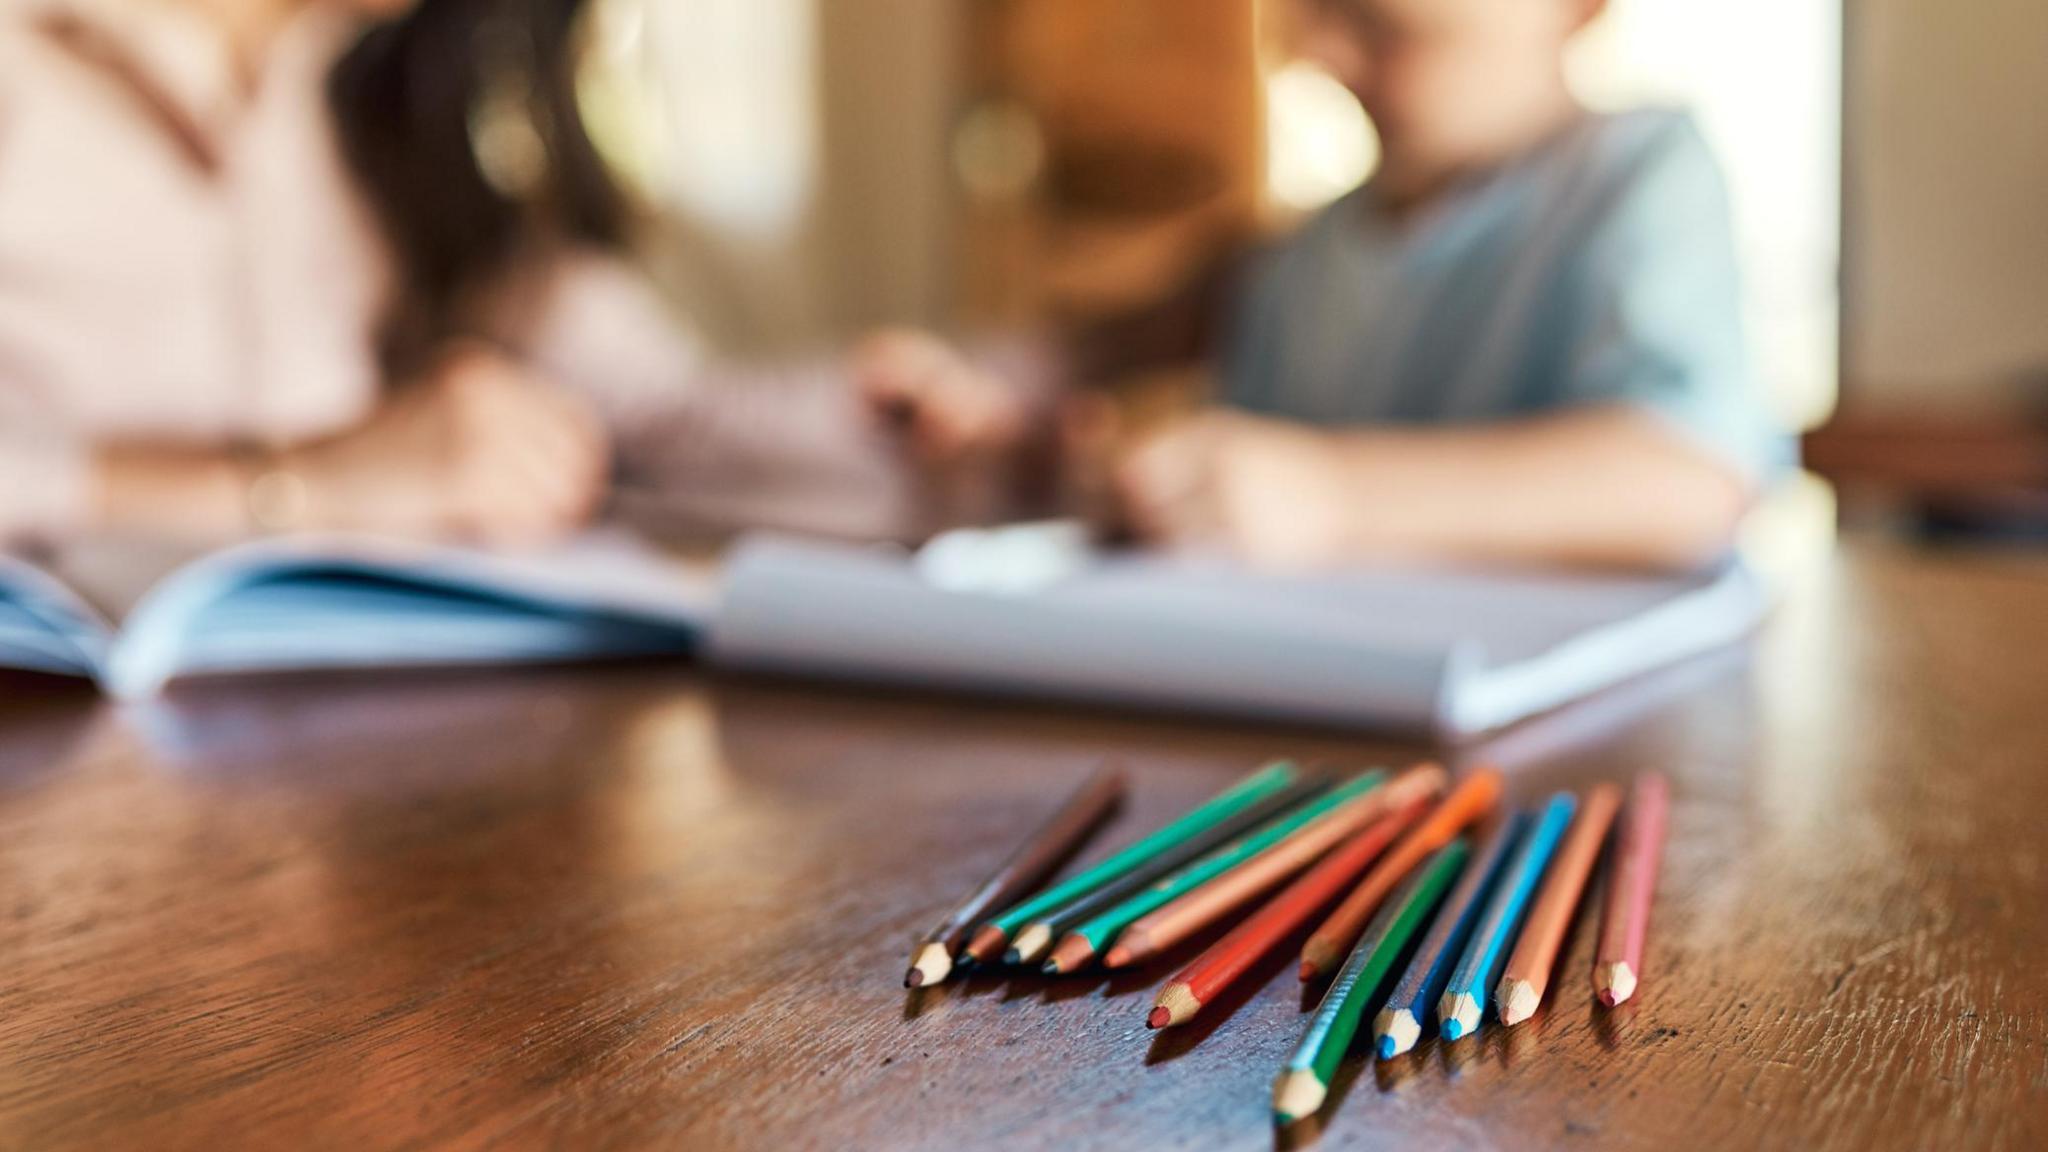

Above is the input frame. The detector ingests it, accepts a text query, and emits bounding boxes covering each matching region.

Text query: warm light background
[578,0,2048,449]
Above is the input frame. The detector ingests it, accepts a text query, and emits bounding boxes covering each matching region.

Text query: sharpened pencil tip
[1152,982,1201,1028]
[1374,1008,1421,1059]
[1440,992,1482,1041]
[1272,1070,1328,1126]
[1008,924,1054,967]
[1146,1006,1170,1030]
[1595,961,1637,1006]
[963,925,1007,966]
[905,943,951,989]
[1044,935,1097,976]
[1498,978,1540,1026]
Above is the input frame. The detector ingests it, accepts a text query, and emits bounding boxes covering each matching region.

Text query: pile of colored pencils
[903,762,1671,1129]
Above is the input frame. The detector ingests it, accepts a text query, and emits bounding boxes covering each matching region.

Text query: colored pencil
[1149,795,1430,1028]
[1497,782,1623,1025]
[903,764,1127,988]
[1044,772,1389,974]
[1105,765,1447,969]
[1371,810,1531,1058]
[962,761,1304,964]
[1595,773,1670,1007]
[1273,841,1470,1127]
[1436,792,1575,1041]
[1006,771,1335,965]
[1298,768,1502,981]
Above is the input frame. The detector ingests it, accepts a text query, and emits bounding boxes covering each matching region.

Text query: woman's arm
[5,347,608,551]
[87,447,251,541]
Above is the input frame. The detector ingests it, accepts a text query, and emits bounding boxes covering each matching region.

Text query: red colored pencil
[1147,797,1429,1028]
[1297,769,1503,981]
[1595,774,1669,1006]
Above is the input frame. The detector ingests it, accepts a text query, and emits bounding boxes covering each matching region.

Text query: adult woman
[0,0,925,549]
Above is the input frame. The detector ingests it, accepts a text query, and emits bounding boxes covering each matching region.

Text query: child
[861,0,1786,572]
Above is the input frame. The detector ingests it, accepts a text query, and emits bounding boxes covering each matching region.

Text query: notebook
[1,522,1766,736]
[709,524,1768,737]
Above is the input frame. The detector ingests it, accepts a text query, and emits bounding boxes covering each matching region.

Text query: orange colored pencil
[1105,765,1447,969]
[1595,773,1668,1006]
[1298,768,1503,982]
[1148,797,1431,1028]
[1497,782,1623,1025]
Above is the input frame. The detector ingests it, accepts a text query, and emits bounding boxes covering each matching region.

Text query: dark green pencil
[1273,839,1469,1126]
[963,761,1306,965]
[1006,770,1333,965]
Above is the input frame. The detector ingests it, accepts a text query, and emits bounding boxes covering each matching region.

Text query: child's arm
[1114,405,1749,573]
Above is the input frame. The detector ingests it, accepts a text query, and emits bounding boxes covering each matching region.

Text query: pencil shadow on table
[1591,994,1636,1050]
[966,965,1055,1004]
[1041,964,1157,1005]
[900,966,1027,1019]
[1370,1048,1424,1092]
[1275,1114,1334,1150]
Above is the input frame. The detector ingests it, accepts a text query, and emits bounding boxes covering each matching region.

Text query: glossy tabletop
[0,543,2043,1151]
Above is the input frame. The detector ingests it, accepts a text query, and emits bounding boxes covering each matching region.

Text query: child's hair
[328,0,628,375]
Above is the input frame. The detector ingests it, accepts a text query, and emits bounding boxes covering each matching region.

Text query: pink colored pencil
[1594,774,1669,1006]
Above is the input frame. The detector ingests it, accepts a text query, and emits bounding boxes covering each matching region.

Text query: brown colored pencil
[1595,773,1669,1007]
[1104,765,1447,969]
[1298,768,1503,981]
[1496,782,1623,1024]
[904,764,1127,988]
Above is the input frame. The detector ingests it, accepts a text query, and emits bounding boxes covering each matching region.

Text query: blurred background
[578,0,2046,545]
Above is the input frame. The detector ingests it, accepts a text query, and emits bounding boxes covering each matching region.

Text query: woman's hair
[328,0,628,375]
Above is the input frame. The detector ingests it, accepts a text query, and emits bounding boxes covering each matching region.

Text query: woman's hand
[290,344,610,546]
[1108,408,1357,571]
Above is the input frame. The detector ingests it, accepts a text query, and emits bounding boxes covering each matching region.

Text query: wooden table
[0,543,2043,1151]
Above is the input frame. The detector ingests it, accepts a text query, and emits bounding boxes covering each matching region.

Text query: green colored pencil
[1042,771,1390,974]
[963,762,1304,965]
[1273,839,1469,1126]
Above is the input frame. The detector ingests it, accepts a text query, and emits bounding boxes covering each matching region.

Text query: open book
[0,532,709,700]
[1,523,1766,736]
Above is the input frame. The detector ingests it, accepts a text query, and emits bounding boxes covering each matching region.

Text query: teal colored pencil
[1435,793,1575,1042]
[1272,840,1469,1126]
[1372,810,1531,1058]
[1044,772,1390,973]
[964,762,1302,964]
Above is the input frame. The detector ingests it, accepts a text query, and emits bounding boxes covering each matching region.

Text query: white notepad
[2,522,1765,736]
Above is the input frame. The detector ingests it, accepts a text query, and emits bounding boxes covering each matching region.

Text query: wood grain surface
[0,543,2044,1151]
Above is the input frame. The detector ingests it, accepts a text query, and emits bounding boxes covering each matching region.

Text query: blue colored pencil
[1435,793,1576,1041]
[1372,810,1532,1058]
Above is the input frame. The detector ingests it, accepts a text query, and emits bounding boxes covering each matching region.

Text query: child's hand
[1110,409,1356,570]
[852,329,1030,467]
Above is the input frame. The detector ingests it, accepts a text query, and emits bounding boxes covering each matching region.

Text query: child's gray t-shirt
[1223,108,1787,480]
